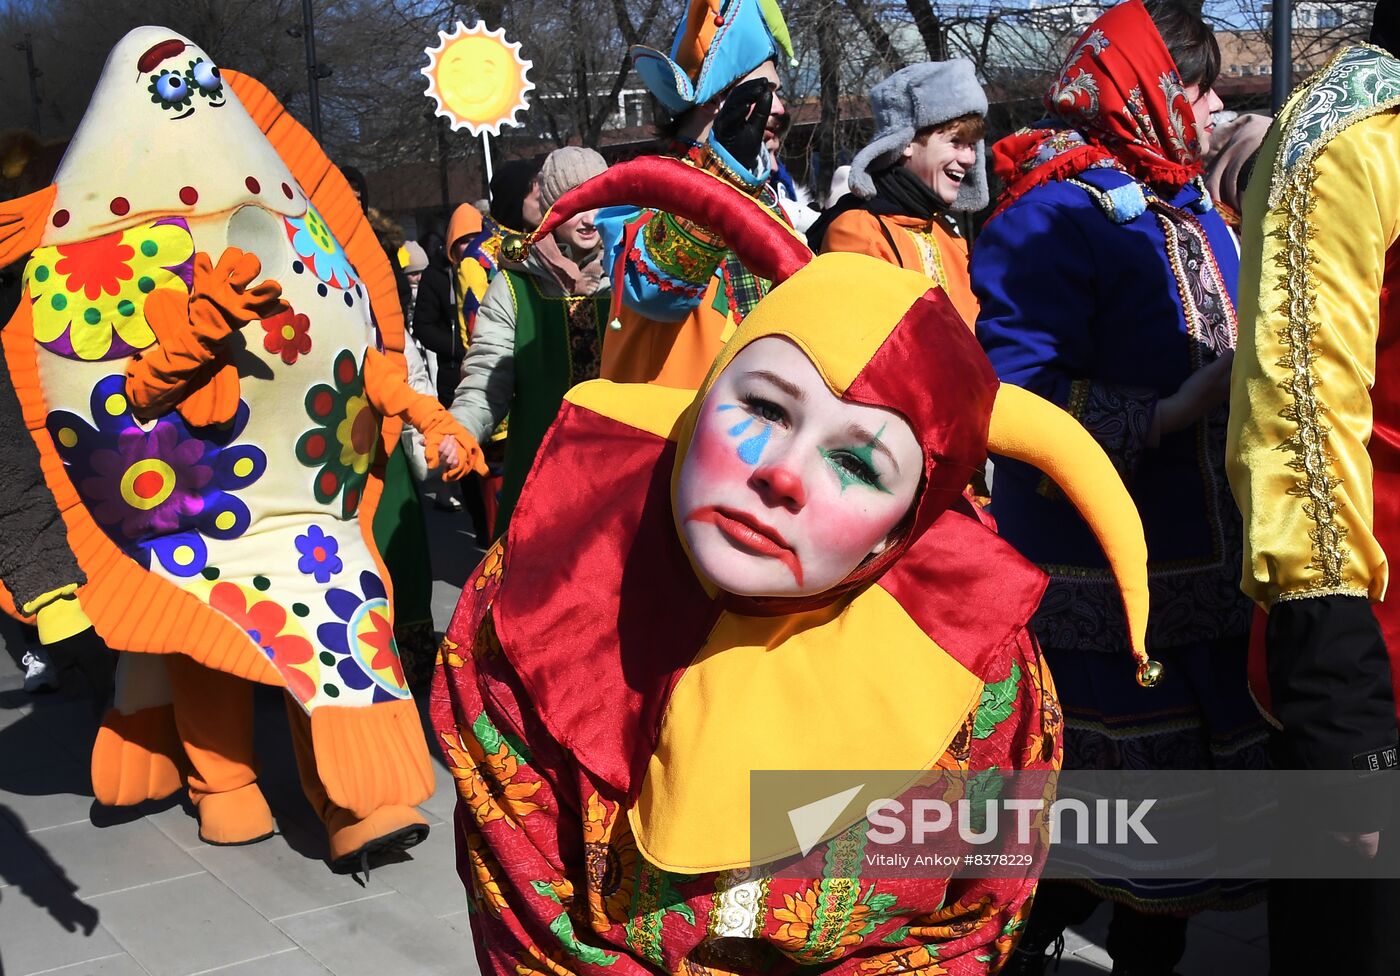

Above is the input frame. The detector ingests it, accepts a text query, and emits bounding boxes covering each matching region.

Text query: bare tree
[903,0,948,60]
[12,0,1279,215]
[777,0,1095,201]
[1215,0,1371,75]
[841,0,907,73]
[502,0,674,148]
[0,0,305,136]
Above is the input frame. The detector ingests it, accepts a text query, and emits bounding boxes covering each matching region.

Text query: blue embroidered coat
[972,168,1252,650]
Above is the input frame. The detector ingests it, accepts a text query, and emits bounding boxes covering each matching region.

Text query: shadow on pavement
[0,801,101,976]
[423,494,486,593]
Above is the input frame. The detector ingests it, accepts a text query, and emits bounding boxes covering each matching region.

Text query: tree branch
[588,0,662,143]
[816,0,842,195]
[840,0,906,73]
[902,0,946,61]
[610,0,639,45]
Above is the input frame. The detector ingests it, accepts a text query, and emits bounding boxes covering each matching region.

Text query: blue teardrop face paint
[716,402,772,467]
[736,423,773,465]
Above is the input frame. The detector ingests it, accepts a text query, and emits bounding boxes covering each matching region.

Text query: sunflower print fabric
[431,569,1062,976]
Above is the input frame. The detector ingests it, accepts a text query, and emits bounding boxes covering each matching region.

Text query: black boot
[1104,904,1187,976]
[1000,933,1065,976]
[1002,881,1103,975]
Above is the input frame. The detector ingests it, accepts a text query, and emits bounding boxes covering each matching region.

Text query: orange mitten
[361,349,486,480]
[125,247,287,426]
[196,248,287,324]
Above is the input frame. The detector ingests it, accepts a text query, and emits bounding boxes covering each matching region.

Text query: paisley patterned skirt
[1043,634,1271,912]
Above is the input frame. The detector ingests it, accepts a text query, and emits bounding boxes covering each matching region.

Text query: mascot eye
[148,70,193,112]
[187,58,223,98]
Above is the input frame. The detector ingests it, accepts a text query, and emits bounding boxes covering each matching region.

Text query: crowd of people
[2,0,1400,973]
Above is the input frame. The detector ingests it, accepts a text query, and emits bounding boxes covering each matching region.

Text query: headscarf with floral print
[989,0,1205,217]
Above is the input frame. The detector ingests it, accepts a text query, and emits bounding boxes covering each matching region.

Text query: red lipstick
[687,506,803,586]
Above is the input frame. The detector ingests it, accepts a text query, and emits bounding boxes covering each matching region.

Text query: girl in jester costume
[0,26,486,869]
[431,158,1160,975]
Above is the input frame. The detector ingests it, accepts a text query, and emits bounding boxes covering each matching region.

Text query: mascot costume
[0,27,486,870]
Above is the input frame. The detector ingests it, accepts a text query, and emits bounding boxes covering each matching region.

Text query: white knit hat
[400,240,429,273]
[538,147,608,212]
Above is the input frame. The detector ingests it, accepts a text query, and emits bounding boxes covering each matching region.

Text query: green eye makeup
[819,440,892,494]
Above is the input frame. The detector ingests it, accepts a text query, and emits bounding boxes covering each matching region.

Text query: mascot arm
[362,348,485,481]
[125,247,286,426]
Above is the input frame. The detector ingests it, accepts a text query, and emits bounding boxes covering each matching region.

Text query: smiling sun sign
[421,22,534,136]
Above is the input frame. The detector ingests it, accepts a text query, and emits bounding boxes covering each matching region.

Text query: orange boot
[167,655,274,846]
[92,654,187,807]
[283,695,428,873]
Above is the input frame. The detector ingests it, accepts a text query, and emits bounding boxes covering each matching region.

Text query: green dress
[495,269,609,537]
[371,445,435,691]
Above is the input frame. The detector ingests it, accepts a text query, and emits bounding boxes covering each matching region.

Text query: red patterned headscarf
[990,0,1205,216]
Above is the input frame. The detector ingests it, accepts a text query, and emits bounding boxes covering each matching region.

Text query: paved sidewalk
[1053,901,1267,974]
[0,658,476,976]
[0,504,483,976]
[0,503,1269,975]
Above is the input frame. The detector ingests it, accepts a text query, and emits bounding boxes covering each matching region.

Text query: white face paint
[675,337,922,597]
[45,26,305,247]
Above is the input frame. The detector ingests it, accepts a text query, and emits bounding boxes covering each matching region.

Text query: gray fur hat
[849,59,989,212]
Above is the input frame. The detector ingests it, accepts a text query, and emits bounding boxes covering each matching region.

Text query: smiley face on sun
[421,23,534,136]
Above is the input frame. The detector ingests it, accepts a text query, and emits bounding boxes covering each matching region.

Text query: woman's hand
[1149,351,1234,446]
[438,434,461,472]
[427,430,487,480]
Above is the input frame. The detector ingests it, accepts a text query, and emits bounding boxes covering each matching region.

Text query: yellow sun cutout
[422,22,534,136]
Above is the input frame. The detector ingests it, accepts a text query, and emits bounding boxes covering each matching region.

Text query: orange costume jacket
[820,209,979,328]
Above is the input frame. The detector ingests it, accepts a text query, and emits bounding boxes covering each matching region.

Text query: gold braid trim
[706,867,768,940]
[1275,585,1369,602]
[1273,162,1350,590]
[642,210,726,285]
[903,226,948,288]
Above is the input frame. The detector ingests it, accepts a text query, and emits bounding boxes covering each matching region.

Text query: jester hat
[632,0,795,116]
[534,158,1149,648]
[446,158,1156,871]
